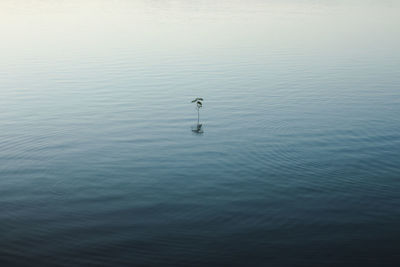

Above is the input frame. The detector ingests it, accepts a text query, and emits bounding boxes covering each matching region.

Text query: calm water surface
[1,1,400,266]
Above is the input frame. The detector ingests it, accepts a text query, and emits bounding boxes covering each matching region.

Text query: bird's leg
[197,108,200,126]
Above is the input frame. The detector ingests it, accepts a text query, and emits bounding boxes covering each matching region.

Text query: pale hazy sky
[1,0,399,68]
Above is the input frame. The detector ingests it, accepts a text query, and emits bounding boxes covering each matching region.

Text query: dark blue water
[1,1,400,266]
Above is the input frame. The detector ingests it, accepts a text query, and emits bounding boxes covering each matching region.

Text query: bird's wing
[192,97,203,103]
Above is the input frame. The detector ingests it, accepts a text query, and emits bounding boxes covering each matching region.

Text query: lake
[1,0,400,266]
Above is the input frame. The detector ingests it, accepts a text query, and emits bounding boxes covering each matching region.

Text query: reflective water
[1,1,400,266]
